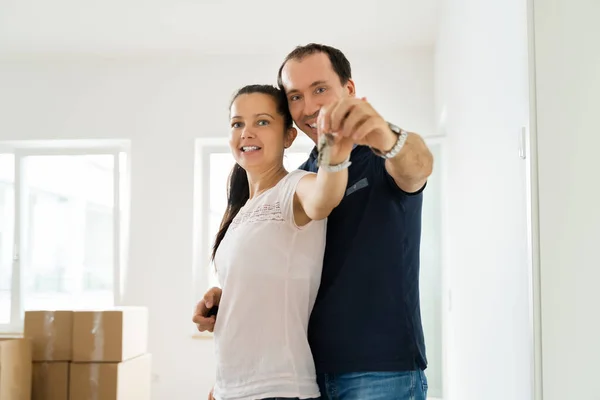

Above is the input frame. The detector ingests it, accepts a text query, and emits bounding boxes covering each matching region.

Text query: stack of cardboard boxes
[0,337,32,400]
[26,310,73,400]
[0,306,151,400]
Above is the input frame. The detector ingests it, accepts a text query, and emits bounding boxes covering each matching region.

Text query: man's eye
[316,87,326,94]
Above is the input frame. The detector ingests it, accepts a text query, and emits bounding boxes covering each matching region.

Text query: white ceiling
[0,0,440,55]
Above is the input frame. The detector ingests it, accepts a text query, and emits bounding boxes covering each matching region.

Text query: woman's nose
[241,126,256,139]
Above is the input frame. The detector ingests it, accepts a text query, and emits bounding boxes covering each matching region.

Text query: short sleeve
[369,153,427,198]
[278,169,313,228]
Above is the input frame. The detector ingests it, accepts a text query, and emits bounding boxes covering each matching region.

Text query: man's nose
[303,96,321,121]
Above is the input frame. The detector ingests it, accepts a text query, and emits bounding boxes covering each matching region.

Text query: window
[0,154,15,326]
[0,143,129,334]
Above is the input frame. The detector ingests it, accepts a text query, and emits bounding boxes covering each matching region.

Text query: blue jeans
[317,371,428,400]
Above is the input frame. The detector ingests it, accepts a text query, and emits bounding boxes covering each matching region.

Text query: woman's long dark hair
[211,84,293,261]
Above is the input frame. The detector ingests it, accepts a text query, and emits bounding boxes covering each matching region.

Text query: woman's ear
[284,127,298,149]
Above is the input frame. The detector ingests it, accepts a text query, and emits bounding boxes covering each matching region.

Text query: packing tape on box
[90,363,100,400]
[43,311,55,360]
[91,311,104,360]
[90,313,103,400]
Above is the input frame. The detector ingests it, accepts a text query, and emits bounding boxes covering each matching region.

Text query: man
[194,43,433,399]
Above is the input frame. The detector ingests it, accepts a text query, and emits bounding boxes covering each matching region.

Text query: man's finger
[197,324,215,333]
[192,314,215,324]
[193,315,216,332]
[203,287,222,309]
[194,298,209,318]
[341,104,371,137]
[329,99,353,133]
[331,98,364,133]
[318,105,331,134]
[352,117,380,142]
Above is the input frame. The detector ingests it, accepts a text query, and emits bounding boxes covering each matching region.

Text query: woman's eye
[290,95,300,101]
[257,120,269,126]
[232,122,242,128]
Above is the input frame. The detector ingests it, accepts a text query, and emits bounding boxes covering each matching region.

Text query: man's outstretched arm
[318,97,433,193]
[381,128,434,193]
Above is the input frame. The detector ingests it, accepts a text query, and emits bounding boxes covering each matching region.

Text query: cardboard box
[0,338,32,400]
[72,307,148,362]
[70,353,151,400]
[32,362,69,400]
[24,310,74,361]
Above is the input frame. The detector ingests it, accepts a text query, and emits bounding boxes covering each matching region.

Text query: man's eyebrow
[287,80,328,94]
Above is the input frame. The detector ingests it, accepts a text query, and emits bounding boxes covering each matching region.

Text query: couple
[193,43,434,400]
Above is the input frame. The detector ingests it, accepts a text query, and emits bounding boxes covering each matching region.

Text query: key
[317,133,335,167]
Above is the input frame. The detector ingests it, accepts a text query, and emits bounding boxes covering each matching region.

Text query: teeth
[242,146,260,152]
[309,123,317,129]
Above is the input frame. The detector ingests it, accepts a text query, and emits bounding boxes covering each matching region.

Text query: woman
[210,84,353,400]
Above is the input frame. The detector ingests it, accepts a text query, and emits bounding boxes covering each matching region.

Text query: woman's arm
[293,135,354,225]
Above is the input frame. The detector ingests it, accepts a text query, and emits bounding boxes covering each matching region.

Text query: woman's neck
[247,165,287,199]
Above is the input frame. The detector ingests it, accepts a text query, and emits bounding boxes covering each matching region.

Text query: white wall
[0,48,435,399]
[532,0,600,399]
[435,0,533,399]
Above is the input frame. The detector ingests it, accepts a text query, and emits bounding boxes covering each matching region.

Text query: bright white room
[0,0,598,399]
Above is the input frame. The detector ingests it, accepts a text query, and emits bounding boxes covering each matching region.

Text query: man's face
[280,52,355,143]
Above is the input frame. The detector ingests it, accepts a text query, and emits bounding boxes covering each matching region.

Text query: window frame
[0,140,130,334]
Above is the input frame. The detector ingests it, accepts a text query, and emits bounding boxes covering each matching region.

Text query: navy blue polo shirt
[299,144,427,374]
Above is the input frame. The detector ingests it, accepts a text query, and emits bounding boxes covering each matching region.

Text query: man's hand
[319,96,433,193]
[193,287,222,332]
[318,97,396,153]
[316,130,354,166]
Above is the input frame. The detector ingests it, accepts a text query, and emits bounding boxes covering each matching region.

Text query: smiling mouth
[307,123,317,129]
[241,146,261,152]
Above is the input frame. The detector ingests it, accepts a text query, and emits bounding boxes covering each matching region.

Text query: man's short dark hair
[277,43,352,91]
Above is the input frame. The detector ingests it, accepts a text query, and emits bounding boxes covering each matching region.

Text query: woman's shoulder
[287,168,313,179]
[277,169,313,191]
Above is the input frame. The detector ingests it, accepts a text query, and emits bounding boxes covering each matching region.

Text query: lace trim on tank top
[230,202,284,230]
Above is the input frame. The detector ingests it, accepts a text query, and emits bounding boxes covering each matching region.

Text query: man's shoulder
[298,159,314,172]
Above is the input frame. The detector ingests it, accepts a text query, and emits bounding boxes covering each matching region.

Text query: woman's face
[229,93,295,172]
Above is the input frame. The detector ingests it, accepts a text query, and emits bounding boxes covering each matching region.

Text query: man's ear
[284,127,298,148]
[346,78,356,97]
